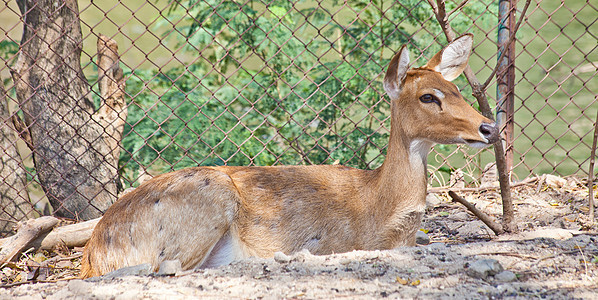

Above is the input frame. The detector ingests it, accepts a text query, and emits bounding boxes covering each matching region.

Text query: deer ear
[384,45,410,100]
[425,34,473,81]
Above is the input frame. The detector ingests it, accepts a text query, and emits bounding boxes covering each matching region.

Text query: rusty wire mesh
[0,0,596,230]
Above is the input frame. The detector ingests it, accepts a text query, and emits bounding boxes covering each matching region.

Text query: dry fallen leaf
[396,276,408,285]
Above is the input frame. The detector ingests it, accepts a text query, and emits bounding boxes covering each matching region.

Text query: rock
[456,220,488,238]
[425,194,441,209]
[466,259,504,279]
[157,260,182,276]
[274,252,291,263]
[415,231,430,245]
[423,242,447,252]
[102,263,153,279]
[494,270,517,282]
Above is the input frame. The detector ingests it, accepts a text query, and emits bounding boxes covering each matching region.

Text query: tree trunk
[0,80,34,235]
[11,0,126,220]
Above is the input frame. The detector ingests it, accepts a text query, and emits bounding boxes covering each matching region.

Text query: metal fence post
[497,0,516,172]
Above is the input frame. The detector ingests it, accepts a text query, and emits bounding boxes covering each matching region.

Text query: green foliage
[119,0,493,186]
[0,40,18,60]
[1,40,19,87]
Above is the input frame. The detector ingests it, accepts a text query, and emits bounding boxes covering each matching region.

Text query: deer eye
[419,94,440,106]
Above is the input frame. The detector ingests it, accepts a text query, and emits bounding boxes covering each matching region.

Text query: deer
[80,34,498,278]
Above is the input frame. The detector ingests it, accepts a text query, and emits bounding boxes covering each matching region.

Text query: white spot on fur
[433,89,445,100]
[409,140,433,169]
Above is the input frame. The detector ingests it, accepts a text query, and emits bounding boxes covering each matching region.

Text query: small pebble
[425,194,441,209]
[274,252,291,263]
[466,259,504,279]
[496,284,517,295]
[157,260,182,276]
[415,231,430,245]
[494,270,517,282]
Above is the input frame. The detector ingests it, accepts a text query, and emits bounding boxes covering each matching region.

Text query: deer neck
[373,110,432,211]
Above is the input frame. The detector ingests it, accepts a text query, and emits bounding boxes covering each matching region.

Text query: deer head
[383,34,499,149]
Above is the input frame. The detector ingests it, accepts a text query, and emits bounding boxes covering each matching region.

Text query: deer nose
[479,123,499,144]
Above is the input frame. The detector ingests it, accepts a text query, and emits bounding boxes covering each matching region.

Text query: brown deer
[80,34,498,278]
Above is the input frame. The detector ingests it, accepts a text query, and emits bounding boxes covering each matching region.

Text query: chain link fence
[0,0,596,233]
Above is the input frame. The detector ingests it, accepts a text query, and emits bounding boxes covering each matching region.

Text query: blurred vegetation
[511,0,597,177]
[1,0,594,189]
[117,0,495,187]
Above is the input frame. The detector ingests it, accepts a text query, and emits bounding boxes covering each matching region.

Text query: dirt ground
[1,175,597,299]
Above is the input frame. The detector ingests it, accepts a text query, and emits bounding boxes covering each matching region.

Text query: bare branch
[426,0,439,15]
[0,217,59,264]
[0,217,100,252]
[431,0,456,41]
[482,0,532,89]
[449,191,505,235]
[0,79,34,235]
[588,101,598,222]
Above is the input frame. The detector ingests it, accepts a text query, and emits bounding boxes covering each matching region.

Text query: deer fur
[80,34,498,278]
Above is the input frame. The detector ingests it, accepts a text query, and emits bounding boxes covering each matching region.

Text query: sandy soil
[1,176,597,299]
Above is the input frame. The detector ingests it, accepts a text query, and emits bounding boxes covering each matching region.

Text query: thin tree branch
[449,191,505,235]
[0,217,59,264]
[482,0,532,89]
[588,102,598,222]
[428,0,456,41]
[426,0,439,14]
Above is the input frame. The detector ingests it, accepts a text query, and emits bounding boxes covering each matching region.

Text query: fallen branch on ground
[448,191,505,236]
[0,217,100,264]
[0,216,59,264]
